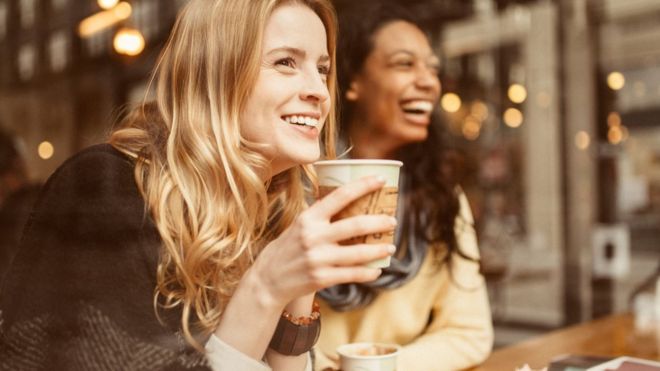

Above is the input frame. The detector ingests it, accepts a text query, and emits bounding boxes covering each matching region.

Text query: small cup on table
[336,342,400,371]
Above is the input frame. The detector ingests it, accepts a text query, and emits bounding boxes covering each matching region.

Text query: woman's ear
[345,81,360,101]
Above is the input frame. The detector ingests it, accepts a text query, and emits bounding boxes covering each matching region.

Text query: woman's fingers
[308,243,395,267]
[310,266,384,289]
[319,214,397,243]
[308,176,385,219]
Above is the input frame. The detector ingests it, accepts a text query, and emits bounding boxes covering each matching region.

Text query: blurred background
[0,0,659,349]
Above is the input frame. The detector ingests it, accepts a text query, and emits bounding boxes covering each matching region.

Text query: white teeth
[283,115,319,127]
[402,100,433,113]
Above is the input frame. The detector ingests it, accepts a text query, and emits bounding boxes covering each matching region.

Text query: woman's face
[242,3,331,176]
[347,20,440,148]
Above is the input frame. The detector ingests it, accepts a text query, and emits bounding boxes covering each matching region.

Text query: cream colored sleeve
[313,346,336,370]
[205,334,272,371]
[206,334,313,371]
[397,192,494,371]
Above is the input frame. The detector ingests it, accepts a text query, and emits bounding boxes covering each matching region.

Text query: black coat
[0,144,210,371]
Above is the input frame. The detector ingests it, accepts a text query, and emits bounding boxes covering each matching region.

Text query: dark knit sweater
[0,144,210,371]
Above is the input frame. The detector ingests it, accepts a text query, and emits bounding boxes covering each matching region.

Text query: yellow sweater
[314,193,493,371]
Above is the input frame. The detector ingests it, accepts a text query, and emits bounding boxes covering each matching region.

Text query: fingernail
[387,245,396,254]
[389,217,397,226]
[375,175,386,183]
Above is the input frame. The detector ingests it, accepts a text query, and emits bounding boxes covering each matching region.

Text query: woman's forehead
[263,3,328,57]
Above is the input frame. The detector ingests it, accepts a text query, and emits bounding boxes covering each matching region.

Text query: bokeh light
[462,116,481,141]
[78,2,132,37]
[470,101,489,120]
[38,141,54,159]
[503,108,523,128]
[607,112,621,127]
[97,0,119,10]
[575,131,590,150]
[608,126,623,144]
[508,84,527,104]
[113,27,145,56]
[441,93,462,113]
[607,71,625,90]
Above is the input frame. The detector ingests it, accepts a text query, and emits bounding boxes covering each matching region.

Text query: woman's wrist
[284,293,315,317]
[212,266,284,360]
[243,263,287,310]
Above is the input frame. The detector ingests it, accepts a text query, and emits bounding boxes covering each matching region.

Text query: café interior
[0,0,659,369]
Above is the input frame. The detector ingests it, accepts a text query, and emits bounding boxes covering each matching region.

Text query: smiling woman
[316,2,494,371]
[343,19,441,152]
[0,1,398,371]
[242,4,332,175]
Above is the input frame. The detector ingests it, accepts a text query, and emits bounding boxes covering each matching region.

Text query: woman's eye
[318,65,330,76]
[275,57,296,69]
[393,60,414,68]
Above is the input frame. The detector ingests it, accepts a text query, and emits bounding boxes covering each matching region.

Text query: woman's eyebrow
[266,46,330,63]
[387,50,415,58]
[267,46,306,58]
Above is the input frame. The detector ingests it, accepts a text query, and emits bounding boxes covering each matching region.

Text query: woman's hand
[251,175,397,307]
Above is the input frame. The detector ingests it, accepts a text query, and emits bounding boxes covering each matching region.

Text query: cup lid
[314,159,403,167]
[336,342,401,359]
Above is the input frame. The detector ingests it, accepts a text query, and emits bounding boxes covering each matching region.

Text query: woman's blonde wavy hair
[109,0,337,348]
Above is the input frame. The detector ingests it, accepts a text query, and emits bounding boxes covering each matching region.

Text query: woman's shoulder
[50,143,133,178]
[25,143,146,241]
[40,143,137,199]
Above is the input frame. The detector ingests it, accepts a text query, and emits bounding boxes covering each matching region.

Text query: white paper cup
[314,159,402,268]
[337,342,400,371]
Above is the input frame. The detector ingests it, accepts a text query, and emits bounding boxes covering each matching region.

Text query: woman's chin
[289,150,321,167]
[396,128,429,147]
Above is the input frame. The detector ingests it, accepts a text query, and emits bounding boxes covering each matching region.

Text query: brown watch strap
[268,301,321,356]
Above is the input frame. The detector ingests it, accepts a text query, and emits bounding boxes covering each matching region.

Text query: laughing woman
[315,2,493,370]
[0,1,396,370]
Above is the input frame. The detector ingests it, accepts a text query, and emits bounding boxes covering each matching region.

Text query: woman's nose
[300,70,330,103]
[415,67,440,92]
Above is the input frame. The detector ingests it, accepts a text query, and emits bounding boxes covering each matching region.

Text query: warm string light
[503,108,523,128]
[508,84,527,104]
[470,101,489,121]
[113,27,145,56]
[79,2,146,57]
[78,2,132,38]
[97,0,119,10]
[607,112,621,127]
[606,111,628,145]
[441,93,462,113]
[607,71,625,90]
[575,131,590,150]
[462,116,481,140]
[38,141,54,159]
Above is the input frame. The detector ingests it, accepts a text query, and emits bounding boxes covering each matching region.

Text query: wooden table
[469,313,659,371]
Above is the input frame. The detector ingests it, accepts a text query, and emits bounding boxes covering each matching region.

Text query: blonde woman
[0,1,396,370]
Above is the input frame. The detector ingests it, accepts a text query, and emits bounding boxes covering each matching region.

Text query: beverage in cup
[313,159,402,268]
[337,342,400,371]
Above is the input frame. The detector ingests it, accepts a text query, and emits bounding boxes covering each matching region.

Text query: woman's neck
[347,119,400,160]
